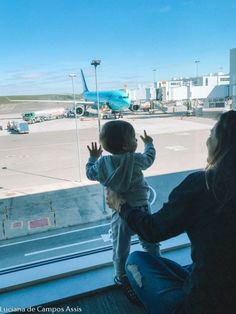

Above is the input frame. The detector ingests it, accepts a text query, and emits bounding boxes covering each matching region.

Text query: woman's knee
[127,250,166,267]
[126,251,147,266]
[125,251,158,283]
[125,252,145,289]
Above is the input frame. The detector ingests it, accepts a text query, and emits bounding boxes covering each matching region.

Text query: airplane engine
[75,105,85,116]
[129,103,140,111]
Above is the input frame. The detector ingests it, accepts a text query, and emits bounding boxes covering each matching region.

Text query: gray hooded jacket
[86,143,156,206]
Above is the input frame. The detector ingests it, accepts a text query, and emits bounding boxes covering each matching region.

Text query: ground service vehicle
[22,108,65,123]
[12,120,29,134]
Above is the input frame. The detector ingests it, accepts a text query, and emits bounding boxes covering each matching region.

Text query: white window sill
[0,234,191,311]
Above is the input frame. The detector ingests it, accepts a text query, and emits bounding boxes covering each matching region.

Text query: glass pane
[0,111,215,271]
[0,0,234,278]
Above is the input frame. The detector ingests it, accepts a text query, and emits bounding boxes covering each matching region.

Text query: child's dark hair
[100,120,135,154]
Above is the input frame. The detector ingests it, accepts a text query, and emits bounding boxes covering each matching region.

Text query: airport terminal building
[129,72,230,108]
[129,48,236,111]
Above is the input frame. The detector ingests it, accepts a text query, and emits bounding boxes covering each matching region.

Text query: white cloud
[158,5,171,13]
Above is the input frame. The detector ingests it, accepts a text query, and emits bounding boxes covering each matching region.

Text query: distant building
[128,49,236,110]
[230,48,236,109]
[129,73,229,108]
[128,84,155,101]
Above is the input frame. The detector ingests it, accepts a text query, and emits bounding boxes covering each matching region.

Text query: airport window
[170,82,180,86]
[0,0,233,298]
[220,77,229,81]
[209,102,224,108]
[0,104,213,278]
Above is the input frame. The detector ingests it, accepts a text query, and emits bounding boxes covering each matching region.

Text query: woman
[107,110,236,314]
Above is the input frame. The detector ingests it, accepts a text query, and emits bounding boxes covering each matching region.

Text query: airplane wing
[6,97,98,117]
[6,97,94,105]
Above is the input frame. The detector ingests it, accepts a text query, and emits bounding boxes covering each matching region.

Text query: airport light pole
[194,61,200,108]
[153,69,157,87]
[91,60,101,131]
[91,60,106,213]
[152,68,157,103]
[69,73,82,182]
[195,60,200,77]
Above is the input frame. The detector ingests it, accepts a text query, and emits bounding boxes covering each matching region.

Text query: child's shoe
[114,275,143,306]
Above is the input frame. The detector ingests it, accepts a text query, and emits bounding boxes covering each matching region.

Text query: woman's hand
[106,189,125,212]
[87,142,103,159]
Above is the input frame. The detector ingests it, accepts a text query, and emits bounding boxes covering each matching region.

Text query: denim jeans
[112,208,160,279]
[126,251,191,314]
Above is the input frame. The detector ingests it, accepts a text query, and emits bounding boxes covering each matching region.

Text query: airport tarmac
[0,111,215,269]
[0,113,214,193]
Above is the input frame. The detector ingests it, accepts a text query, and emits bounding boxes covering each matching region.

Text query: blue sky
[0,0,235,95]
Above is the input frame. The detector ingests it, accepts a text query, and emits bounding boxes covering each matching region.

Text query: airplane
[7,70,138,119]
[79,69,132,117]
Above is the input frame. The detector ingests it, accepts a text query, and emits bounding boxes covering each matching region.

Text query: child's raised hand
[140,130,153,144]
[87,142,103,159]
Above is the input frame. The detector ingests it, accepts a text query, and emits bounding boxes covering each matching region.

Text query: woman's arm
[119,172,203,243]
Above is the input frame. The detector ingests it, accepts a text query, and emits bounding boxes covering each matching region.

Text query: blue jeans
[126,251,191,314]
[112,209,160,279]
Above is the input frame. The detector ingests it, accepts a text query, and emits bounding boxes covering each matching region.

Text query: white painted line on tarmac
[24,237,102,256]
[0,141,75,151]
[165,145,187,151]
[175,132,190,136]
[0,222,110,248]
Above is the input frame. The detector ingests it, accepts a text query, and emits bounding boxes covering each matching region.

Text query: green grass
[0,94,82,104]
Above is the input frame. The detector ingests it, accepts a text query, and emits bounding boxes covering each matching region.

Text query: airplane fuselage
[83,90,131,112]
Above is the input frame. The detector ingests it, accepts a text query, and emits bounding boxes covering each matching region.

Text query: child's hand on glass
[140,130,153,144]
[87,142,103,159]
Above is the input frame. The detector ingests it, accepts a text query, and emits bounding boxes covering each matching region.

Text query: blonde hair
[206,110,236,209]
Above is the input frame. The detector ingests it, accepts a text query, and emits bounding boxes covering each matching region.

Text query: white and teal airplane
[79,69,132,117]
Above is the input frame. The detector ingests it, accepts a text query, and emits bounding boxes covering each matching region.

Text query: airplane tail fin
[80,69,89,92]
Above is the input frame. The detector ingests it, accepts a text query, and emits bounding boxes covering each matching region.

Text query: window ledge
[0,233,189,292]
[0,235,191,311]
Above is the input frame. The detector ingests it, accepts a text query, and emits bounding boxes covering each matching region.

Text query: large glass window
[0,0,234,288]
[0,111,214,273]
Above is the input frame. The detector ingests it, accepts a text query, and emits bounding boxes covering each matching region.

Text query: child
[86,120,160,302]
